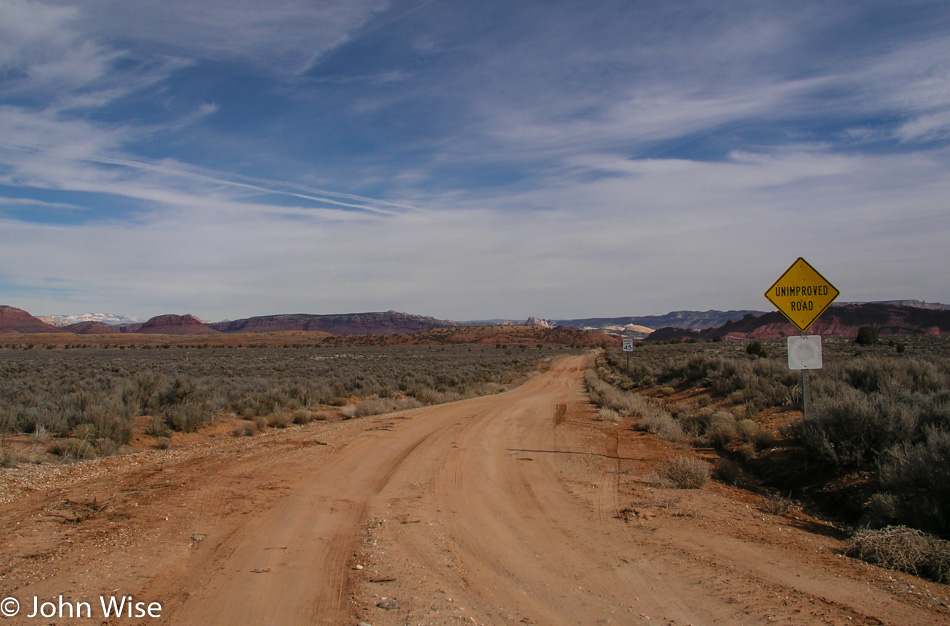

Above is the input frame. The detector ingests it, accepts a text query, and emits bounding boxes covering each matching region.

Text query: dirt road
[1,355,948,625]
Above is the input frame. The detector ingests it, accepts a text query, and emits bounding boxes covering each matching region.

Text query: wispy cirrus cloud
[2,0,950,320]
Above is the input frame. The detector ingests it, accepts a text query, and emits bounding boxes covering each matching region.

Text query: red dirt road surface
[1,355,948,624]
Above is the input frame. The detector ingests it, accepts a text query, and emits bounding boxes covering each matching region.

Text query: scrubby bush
[855,326,879,346]
[715,457,742,485]
[735,419,758,442]
[597,407,622,423]
[846,526,950,584]
[878,427,950,536]
[706,410,737,449]
[791,388,916,471]
[653,456,709,489]
[47,438,96,460]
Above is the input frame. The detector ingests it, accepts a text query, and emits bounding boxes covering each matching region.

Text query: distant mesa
[126,314,219,335]
[65,321,119,334]
[0,305,61,334]
[210,310,454,336]
[646,302,950,341]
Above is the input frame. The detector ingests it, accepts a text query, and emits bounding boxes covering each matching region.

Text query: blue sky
[2,0,950,322]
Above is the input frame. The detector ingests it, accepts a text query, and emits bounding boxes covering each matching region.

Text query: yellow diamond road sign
[765,257,840,332]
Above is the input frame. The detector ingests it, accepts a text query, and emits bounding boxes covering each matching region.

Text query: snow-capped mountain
[38,313,141,327]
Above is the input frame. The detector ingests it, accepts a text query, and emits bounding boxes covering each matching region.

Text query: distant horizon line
[18,298,950,327]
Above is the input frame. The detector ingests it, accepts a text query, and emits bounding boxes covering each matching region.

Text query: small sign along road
[765,257,840,332]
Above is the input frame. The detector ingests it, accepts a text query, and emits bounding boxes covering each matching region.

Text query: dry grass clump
[759,492,794,516]
[267,413,292,429]
[47,438,96,460]
[585,363,684,441]
[846,526,950,584]
[232,422,258,437]
[291,409,315,424]
[652,456,709,489]
[596,407,622,423]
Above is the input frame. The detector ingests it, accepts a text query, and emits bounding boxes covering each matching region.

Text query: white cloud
[2,144,948,319]
[65,0,390,76]
[2,1,950,319]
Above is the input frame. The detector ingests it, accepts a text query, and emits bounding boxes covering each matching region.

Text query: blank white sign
[787,335,822,370]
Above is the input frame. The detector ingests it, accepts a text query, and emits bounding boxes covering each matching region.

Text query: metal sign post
[765,258,839,418]
[622,338,633,371]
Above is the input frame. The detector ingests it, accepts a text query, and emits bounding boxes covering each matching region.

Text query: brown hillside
[0,305,61,334]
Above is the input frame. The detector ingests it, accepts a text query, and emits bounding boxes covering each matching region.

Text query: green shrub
[746,341,767,358]
[855,326,879,346]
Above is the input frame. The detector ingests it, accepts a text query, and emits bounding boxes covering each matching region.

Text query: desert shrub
[145,415,171,437]
[706,410,737,449]
[31,424,50,444]
[878,426,950,536]
[791,388,916,472]
[855,326,879,347]
[162,403,207,433]
[86,399,132,445]
[291,409,314,424]
[754,429,778,450]
[353,397,391,418]
[715,457,742,485]
[267,413,292,428]
[846,526,950,584]
[736,442,757,463]
[47,438,96,460]
[584,369,641,415]
[735,418,756,440]
[597,407,621,423]
[653,456,709,489]
[637,408,685,442]
[95,438,120,456]
[760,492,794,516]
[232,422,257,437]
[746,341,767,358]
